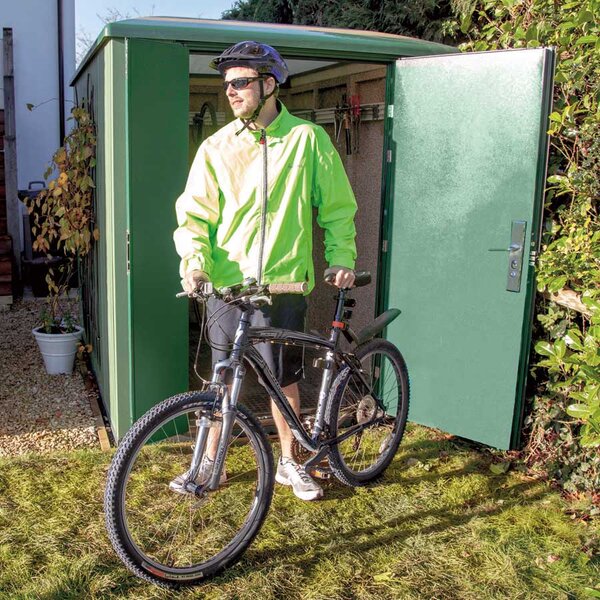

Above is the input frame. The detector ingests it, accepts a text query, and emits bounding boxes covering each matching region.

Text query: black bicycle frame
[194,289,388,494]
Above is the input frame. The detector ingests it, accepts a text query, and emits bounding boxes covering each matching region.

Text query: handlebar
[176,271,370,301]
[267,282,308,294]
[176,280,307,301]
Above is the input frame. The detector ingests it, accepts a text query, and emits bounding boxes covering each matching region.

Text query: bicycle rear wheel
[105,391,274,587]
[326,338,409,486]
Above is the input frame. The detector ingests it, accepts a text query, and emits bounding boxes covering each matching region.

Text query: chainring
[290,438,332,480]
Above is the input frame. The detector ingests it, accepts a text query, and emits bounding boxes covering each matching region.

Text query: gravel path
[0,299,99,456]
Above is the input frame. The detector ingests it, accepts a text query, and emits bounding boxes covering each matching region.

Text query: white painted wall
[1,0,75,253]
[1,0,75,186]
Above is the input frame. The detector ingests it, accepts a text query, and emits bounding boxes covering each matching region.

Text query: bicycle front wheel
[105,391,274,587]
[326,338,409,486]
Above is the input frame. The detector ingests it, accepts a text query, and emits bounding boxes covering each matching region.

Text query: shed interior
[186,54,387,417]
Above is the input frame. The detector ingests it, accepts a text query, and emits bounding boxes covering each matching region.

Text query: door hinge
[386,149,392,163]
[387,105,394,118]
[126,230,130,273]
[382,240,388,253]
[529,250,538,266]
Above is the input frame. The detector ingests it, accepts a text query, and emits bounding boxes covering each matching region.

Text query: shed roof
[73,17,457,84]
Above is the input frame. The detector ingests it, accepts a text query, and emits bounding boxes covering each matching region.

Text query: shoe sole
[275,472,323,501]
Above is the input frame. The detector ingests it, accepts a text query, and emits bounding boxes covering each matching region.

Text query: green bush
[223,0,457,43]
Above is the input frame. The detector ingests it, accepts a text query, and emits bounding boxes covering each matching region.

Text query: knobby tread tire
[326,338,410,487]
[104,391,274,588]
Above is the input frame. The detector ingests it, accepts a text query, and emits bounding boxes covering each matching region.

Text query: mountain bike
[104,272,409,587]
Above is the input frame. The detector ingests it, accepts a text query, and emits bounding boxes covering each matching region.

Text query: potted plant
[25,106,97,374]
[31,271,84,374]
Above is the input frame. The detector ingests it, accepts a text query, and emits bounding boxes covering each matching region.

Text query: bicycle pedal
[308,467,332,480]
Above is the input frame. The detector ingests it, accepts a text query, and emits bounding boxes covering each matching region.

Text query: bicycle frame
[188,288,385,494]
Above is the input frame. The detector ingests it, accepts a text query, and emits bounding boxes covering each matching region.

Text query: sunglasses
[222,76,264,91]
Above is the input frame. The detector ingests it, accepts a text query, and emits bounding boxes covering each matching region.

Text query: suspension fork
[208,308,252,490]
[188,308,252,494]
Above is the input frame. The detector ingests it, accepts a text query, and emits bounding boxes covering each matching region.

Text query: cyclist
[173,41,358,501]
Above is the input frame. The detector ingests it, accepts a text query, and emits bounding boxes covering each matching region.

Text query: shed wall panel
[127,39,189,431]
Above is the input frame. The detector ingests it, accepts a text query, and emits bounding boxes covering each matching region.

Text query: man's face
[224,66,275,119]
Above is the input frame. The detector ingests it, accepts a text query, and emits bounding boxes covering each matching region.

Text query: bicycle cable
[191,293,239,387]
[204,297,244,352]
[191,298,210,387]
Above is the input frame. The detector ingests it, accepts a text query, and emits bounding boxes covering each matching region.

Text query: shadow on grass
[318,436,497,502]
[26,435,554,599]
[244,478,548,570]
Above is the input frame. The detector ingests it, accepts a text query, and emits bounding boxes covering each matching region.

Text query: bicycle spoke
[328,341,408,482]
[119,402,268,571]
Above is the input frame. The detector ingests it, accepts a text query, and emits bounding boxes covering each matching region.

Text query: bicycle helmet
[211,42,289,134]
[209,41,289,84]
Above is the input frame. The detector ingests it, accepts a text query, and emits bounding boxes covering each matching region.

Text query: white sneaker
[169,456,226,494]
[275,457,323,501]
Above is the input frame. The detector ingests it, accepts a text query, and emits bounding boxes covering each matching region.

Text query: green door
[384,48,554,449]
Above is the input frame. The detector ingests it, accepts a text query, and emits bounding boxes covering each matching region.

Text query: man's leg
[272,381,323,500]
[271,382,300,458]
[205,379,298,460]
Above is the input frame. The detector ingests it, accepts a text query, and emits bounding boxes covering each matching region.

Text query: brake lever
[248,294,272,306]
[175,281,214,299]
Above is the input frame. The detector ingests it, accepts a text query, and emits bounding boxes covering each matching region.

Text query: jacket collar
[243,101,290,140]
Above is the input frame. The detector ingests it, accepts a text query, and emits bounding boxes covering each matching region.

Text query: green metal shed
[72,17,554,448]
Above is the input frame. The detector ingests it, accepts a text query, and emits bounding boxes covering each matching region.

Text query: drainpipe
[57,0,65,144]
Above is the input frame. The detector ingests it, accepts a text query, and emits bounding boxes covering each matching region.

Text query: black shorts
[206,294,307,388]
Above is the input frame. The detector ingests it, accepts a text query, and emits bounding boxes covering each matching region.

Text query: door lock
[506,221,527,292]
[488,220,527,292]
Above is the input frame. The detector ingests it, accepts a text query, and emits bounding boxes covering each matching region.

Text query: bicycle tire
[104,391,274,587]
[326,338,409,486]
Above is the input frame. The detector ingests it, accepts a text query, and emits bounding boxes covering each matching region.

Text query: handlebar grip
[267,282,308,294]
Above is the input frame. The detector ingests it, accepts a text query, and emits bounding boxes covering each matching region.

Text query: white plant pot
[32,326,84,375]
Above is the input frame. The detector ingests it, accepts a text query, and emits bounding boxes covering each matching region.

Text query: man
[173,41,357,501]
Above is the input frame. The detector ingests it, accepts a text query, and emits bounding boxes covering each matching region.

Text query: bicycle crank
[291,435,332,480]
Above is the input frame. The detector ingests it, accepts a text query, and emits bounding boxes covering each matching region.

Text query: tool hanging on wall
[319,96,379,153]
[191,102,218,150]
[334,102,343,144]
[342,94,351,155]
[343,111,351,155]
[350,95,361,154]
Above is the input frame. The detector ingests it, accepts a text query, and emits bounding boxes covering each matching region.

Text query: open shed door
[384,48,554,449]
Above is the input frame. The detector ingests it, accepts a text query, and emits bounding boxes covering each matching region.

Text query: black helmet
[210,41,289,84]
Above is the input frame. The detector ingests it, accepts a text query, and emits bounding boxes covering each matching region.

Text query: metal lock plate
[507,220,527,293]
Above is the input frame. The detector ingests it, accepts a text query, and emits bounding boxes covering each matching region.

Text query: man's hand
[181,270,209,293]
[325,266,355,289]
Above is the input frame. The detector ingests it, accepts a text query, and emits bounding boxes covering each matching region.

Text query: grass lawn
[0,425,598,599]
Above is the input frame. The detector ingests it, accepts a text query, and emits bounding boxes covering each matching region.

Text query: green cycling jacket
[174,102,357,292]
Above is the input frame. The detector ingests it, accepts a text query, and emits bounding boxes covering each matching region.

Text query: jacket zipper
[256,128,268,284]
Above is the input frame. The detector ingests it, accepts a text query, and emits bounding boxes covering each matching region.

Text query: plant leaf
[566,404,592,419]
[490,462,510,475]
